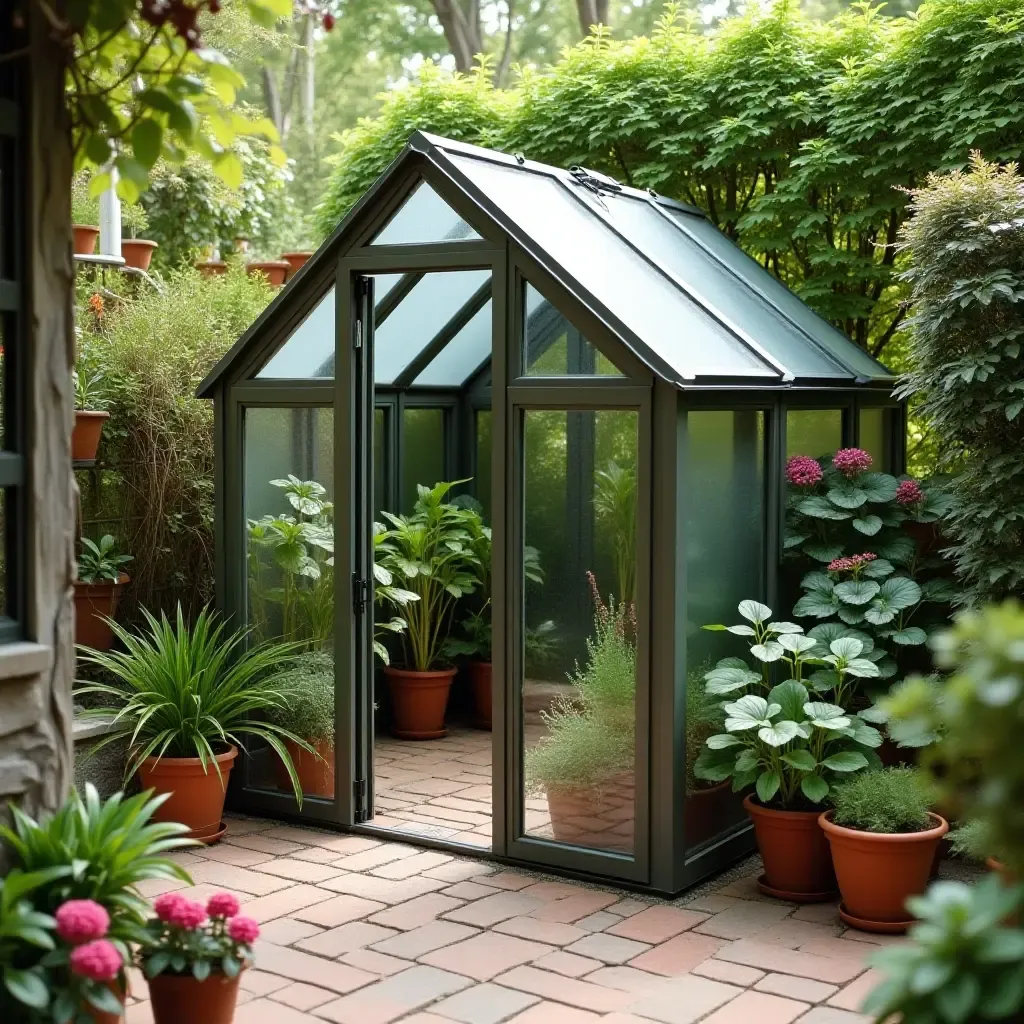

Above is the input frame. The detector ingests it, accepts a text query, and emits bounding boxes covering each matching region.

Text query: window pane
[525,283,624,377]
[374,407,386,518]
[859,407,888,471]
[475,409,492,522]
[522,408,638,856]
[243,407,335,799]
[402,407,445,512]
[258,288,335,379]
[413,298,492,387]
[372,181,481,246]
[787,409,843,459]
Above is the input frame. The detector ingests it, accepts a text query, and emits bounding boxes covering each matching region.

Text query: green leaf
[804,702,851,730]
[935,972,980,1024]
[829,637,865,660]
[793,591,839,618]
[768,680,810,721]
[859,473,899,503]
[750,642,784,663]
[758,721,802,746]
[706,733,743,749]
[756,770,781,803]
[798,496,852,521]
[804,543,844,562]
[820,751,868,772]
[862,558,895,579]
[852,515,882,536]
[132,118,163,169]
[214,151,244,189]
[738,600,772,624]
[4,968,50,1010]
[782,749,817,771]
[878,576,923,611]
[801,774,829,803]
[705,666,761,695]
[827,485,868,509]
[890,626,928,645]
[833,580,880,606]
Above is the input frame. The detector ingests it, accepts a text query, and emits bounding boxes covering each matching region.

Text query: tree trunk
[576,0,610,34]
[300,13,315,143]
[432,0,484,73]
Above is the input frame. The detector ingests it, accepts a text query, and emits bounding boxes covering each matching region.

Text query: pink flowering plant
[140,892,258,982]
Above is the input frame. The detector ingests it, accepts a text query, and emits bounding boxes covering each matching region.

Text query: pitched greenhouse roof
[197,132,893,396]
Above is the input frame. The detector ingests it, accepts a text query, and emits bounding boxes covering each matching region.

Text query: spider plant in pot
[375,481,481,740]
[71,368,111,462]
[74,535,133,652]
[820,767,947,933]
[76,604,315,842]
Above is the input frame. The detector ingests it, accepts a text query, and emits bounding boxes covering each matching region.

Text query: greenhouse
[198,131,903,895]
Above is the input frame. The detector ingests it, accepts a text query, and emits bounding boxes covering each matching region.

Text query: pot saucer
[757,874,838,904]
[191,821,227,846]
[838,902,914,934]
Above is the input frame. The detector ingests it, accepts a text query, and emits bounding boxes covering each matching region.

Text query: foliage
[685,666,722,797]
[375,481,482,672]
[896,156,1024,605]
[371,522,417,666]
[75,604,313,803]
[72,368,109,411]
[947,819,998,864]
[594,460,637,605]
[77,534,133,585]
[831,767,934,834]
[71,172,99,226]
[121,200,150,239]
[265,653,335,745]
[863,876,1024,1024]
[0,868,63,1019]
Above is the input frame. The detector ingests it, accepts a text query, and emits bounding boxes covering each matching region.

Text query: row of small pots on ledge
[73,225,158,271]
[196,251,313,286]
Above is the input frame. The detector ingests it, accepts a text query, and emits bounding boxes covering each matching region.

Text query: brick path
[124,815,897,1024]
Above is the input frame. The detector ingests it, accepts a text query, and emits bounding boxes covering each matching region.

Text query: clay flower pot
[275,738,335,798]
[744,794,837,902]
[195,260,227,278]
[383,666,456,739]
[74,574,129,651]
[73,225,100,255]
[148,970,241,1024]
[280,251,314,278]
[820,810,949,933]
[685,780,732,848]
[72,410,110,462]
[468,661,492,730]
[246,260,290,287]
[547,772,635,853]
[138,746,237,843]
[120,239,158,271]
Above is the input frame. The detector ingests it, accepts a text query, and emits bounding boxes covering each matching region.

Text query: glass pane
[450,155,775,379]
[787,409,843,459]
[374,407,386,518]
[243,407,335,800]
[525,283,624,377]
[685,410,765,850]
[859,407,888,471]
[413,298,492,387]
[258,288,335,378]
[372,181,482,246]
[603,197,844,378]
[475,409,492,522]
[402,407,445,512]
[374,270,490,384]
[0,488,7,618]
[522,408,638,856]
[666,208,891,380]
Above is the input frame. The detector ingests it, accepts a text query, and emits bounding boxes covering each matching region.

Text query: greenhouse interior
[198,132,904,896]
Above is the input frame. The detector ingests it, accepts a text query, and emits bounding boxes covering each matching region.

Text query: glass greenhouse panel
[402,407,445,512]
[258,288,335,378]
[413,298,492,387]
[524,283,624,377]
[372,181,482,245]
[450,156,775,379]
[374,270,491,385]
[858,407,889,471]
[521,408,639,857]
[475,410,492,521]
[787,409,843,459]
[243,406,335,800]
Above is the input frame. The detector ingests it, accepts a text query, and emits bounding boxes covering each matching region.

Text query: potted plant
[949,820,1015,886]
[76,604,315,842]
[141,891,259,1024]
[820,767,948,932]
[280,251,314,278]
[74,535,133,651]
[72,172,100,255]
[245,259,290,287]
[375,481,481,739]
[120,202,158,271]
[72,369,111,463]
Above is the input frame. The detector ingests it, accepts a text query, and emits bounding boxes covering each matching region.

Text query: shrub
[266,654,335,746]
[831,767,934,834]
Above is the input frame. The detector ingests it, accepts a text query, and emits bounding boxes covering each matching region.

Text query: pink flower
[896,479,923,505]
[827,552,878,573]
[227,916,260,944]
[832,448,873,477]
[153,892,185,923]
[69,939,122,982]
[167,899,207,930]
[786,455,823,487]
[55,900,109,945]
[206,892,241,919]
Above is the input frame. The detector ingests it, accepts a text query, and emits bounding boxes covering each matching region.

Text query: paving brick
[223,816,276,835]
[481,872,535,891]
[441,882,500,901]
[796,938,878,962]
[530,892,618,924]
[715,875,795,904]
[187,861,293,896]
[252,941,377,994]
[371,921,479,958]
[240,970,292,995]
[793,1008,871,1024]
[826,969,885,1011]
[713,941,865,984]
[240,884,339,925]
[756,973,839,1003]
[691,959,765,986]
[627,973,742,1024]
[430,982,539,1023]
[340,949,416,977]
[313,836,384,855]
[295,921,398,957]
[493,916,587,946]
[681,896,748,914]
[572,911,621,932]
[564,933,651,965]
[605,899,650,918]
[701,990,809,1024]
[314,965,473,1024]
[791,904,842,925]
[293,895,386,928]
[198,844,276,867]
[270,982,336,1010]
[693,902,795,940]
[225,834,305,856]
[582,965,667,994]
[422,861,496,883]
[370,894,466,931]
[372,852,455,880]
[752,921,842,949]
[518,881,584,902]
[235,997,324,1024]
[627,932,726,976]
[443,892,544,927]
[291,846,352,865]
[530,951,603,978]
[261,827,343,846]
[319,873,446,904]
[606,906,708,944]
[254,858,346,884]
[422,931,554,981]
[258,917,324,946]
[331,844,421,872]
[491,966,634,1013]
[504,1003,601,1023]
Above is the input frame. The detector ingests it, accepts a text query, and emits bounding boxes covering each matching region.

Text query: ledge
[73,713,120,742]
[0,642,52,682]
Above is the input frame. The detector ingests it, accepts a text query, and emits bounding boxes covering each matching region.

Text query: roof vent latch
[568,165,623,197]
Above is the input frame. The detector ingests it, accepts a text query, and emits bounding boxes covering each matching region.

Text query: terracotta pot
[72,409,110,462]
[275,737,335,798]
[120,239,158,271]
[384,666,456,739]
[138,746,237,842]
[468,661,492,730]
[685,781,732,848]
[280,251,314,277]
[820,810,948,933]
[73,225,100,255]
[744,794,837,902]
[195,260,227,277]
[148,970,241,1024]
[74,574,129,651]
[547,772,635,853]
[246,260,290,287]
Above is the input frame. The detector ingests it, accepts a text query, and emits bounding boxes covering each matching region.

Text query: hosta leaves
[862,558,896,579]
[829,637,864,659]
[859,474,899,503]
[756,770,781,803]
[801,572,834,595]
[705,666,761,695]
[801,774,829,803]
[844,658,881,678]
[804,543,844,562]
[706,733,743,749]
[878,576,922,611]
[726,624,757,636]
[778,632,818,654]
[769,680,810,721]
[834,580,880,606]
[751,642,785,663]
[890,626,928,646]
[758,721,803,746]
[738,600,772,624]
[852,515,883,536]
[876,535,916,565]
[852,724,883,747]
[827,485,868,509]
[804,702,851,730]
[837,605,866,625]
[821,751,869,771]
[793,591,839,618]
[782,749,817,771]
[767,621,804,634]
[799,496,852,521]
[723,694,775,731]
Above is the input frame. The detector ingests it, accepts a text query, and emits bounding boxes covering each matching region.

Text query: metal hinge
[352,574,370,613]
[353,778,369,821]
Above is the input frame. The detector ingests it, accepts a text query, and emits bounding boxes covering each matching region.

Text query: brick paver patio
[124,815,901,1024]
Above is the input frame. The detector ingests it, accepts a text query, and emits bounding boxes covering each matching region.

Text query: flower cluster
[53,899,123,983]
[896,478,924,505]
[832,448,873,477]
[154,892,208,929]
[786,455,823,487]
[828,553,878,574]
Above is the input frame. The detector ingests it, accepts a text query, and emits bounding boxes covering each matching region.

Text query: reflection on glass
[258,289,335,378]
[475,410,492,521]
[374,407,386,517]
[786,408,842,459]
[859,407,888,471]
[522,409,638,855]
[402,407,445,512]
[243,407,335,799]
[372,181,482,246]
[525,284,624,377]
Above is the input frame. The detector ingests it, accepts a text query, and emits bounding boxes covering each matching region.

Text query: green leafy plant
[72,368,109,411]
[371,522,417,665]
[265,653,334,746]
[71,171,99,226]
[77,535,133,585]
[594,459,637,605]
[121,201,150,240]
[686,666,723,797]
[831,767,935,834]
[947,819,1003,864]
[0,868,64,1016]
[75,604,314,803]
